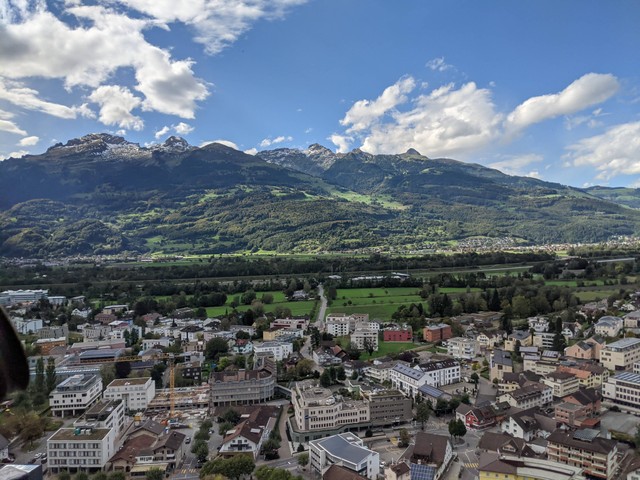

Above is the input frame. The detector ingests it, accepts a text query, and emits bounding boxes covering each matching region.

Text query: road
[315,284,327,326]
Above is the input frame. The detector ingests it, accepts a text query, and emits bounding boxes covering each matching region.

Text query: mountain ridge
[0,133,638,257]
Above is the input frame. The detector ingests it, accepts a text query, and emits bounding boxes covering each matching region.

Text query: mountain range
[0,133,639,257]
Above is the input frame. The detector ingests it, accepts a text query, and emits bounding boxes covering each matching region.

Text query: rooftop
[50,427,111,441]
[312,433,373,465]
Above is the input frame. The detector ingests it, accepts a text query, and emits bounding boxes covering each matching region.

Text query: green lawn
[360,341,417,360]
[575,289,621,302]
[327,288,425,321]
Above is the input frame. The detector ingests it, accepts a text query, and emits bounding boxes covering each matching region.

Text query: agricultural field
[204,290,316,318]
[359,341,417,360]
[327,287,425,321]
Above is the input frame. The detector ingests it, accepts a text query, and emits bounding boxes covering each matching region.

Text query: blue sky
[1,0,639,188]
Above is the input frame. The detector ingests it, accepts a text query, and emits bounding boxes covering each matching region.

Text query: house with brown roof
[219,406,279,459]
[455,404,496,430]
[478,432,538,458]
[324,464,369,480]
[384,462,410,480]
[108,430,186,473]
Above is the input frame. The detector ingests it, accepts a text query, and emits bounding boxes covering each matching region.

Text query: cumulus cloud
[340,76,415,133]
[488,154,544,178]
[426,57,452,72]
[259,135,293,148]
[505,73,619,133]
[88,85,144,130]
[0,149,28,160]
[201,139,239,150]
[0,108,27,135]
[18,135,39,146]
[565,121,640,180]
[330,134,353,154]
[174,122,194,135]
[0,78,92,119]
[155,126,171,139]
[244,147,258,155]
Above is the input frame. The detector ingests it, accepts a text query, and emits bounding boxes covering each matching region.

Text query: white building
[47,426,116,473]
[12,318,44,335]
[325,314,355,336]
[419,359,461,387]
[309,433,380,480]
[103,377,156,413]
[390,364,427,398]
[351,327,379,352]
[49,374,103,417]
[253,341,294,361]
[447,337,478,360]
[603,371,640,409]
[528,316,550,333]
[594,316,624,338]
[498,383,552,409]
[0,289,48,305]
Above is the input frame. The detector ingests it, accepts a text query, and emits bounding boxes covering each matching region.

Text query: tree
[115,360,132,379]
[34,357,45,395]
[205,337,229,360]
[448,418,467,441]
[46,357,58,393]
[297,453,309,468]
[194,442,210,463]
[218,422,235,436]
[262,438,280,459]
[74,473,88,480]
[99,364,116,388]
[415,402,430,430]
[470,372,479,386]
[108,472,126,480]
[145,469,164,480]
[58,472,71,480]
[206,455,255,480]
[319,369,332,387]
[220,409,241,425]
[336,366,346,381]
[398,428,411,448]
[635,424,640,451]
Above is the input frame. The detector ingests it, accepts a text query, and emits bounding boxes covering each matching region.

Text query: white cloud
[244,147,258,155]
[359,82,502,157]
[565,121,640,180]
[505,73,619,133]
[340,76,415,133]
[426,57,452,72]
[174,122,194,135]
[18,135,39,146]
[88,85,144,131]
[155,126,171,139]
[488,154,544,177]
[565,107,608,131]
[330,134,353,154]
[259,135,293,148]
[0,78,92,119]
[114,0,309,55]
[0,149,28,160]
[201,139,239,150]
[0,5,209,121]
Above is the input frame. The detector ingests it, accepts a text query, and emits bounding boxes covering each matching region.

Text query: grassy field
[575,289,621,302]
[359,341,417,360]
[327,287,425,321]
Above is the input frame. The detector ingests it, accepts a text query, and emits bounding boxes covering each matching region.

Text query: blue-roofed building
[417,384,453,408]
[309,433,380,480]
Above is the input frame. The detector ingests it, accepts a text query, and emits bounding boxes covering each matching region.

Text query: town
[1,256,640,480]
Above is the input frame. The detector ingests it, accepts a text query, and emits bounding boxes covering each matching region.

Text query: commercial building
[309,433,380,480]
[557,361,609,388]
[103,377,156,413]
[383,328,412,342]
[209,369,275,407]
[547,429,618,480]
[542,371,580,398]
[600,338,640,371]
[48,426,116,474]
[603,371,640,409]
[446,337,478,360]
[362,389,412,427]
[49,374,103,417]
[478,453,585,480]
[419,359,461,387]
[594,316,623,338]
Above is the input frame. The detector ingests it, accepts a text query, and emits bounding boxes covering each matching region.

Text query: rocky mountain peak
[162,136,190,150]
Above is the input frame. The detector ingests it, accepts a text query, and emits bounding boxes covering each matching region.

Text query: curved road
[315,284,328,325]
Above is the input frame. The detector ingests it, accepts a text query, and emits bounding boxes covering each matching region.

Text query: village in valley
[2,255,640,480]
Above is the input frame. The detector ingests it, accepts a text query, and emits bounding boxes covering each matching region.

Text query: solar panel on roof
[410,463,436,480]
[572,429,599,442]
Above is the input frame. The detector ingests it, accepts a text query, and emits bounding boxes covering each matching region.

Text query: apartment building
[48,426,116,474]
[362,389,412,427]
[547,429,618,480]
[565,336,606,360]
[419,359,461,388]
[423,323,452,343]
[325,314,364,336]
[479,453,585,480]
[594,316,623,338]
[309,433,380,480]
[210,369,275,407]
[600,338,640,371]
[253,341,294,361]
[504,330,532,351]
[542,371,580,398]
[447,337,478,360]
[390,364,427,398]
[498,383,552,409]
[351,327,379,352]
[103,377,156,413]
[383,328,412,342]
[50,374,103,417]
[78,399,126,435]
[292,382,369,438]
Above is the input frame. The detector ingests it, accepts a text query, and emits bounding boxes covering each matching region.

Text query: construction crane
[72,351,183,421]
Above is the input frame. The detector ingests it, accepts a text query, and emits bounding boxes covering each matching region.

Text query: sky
[0,0,639,188]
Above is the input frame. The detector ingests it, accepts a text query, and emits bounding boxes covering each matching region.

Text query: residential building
[418,359,460,387]
[600,337,640,371]
[446,337,478,360]
[270,318,308,330]
[49,374,103,417]
[490,350,513,381]
[77,399,126,435]
[500,408,556,441]
[253,341,294,361]
[624,311,640,329]
[542,371,580,398]
[547,429,618,480]
[103,377,156,413]
[532,331,555,350]
[309,433,380,480]
[385,463,410,480]
[557,361,609,388]
[383,328,412,342]
[476,331,504,350]
[365,361,404,384]
[179,361,202,383]
[594,316,623,338]
[565,338,603,360]
[478,453,585,480]
[209,369,275,407]
[498,383,552,409]
[292,382,369,436]
[325,465,368,480]
[527,317,549,333]
[407,432,453,480]
[455,404,496,430]
[48,426,116,474]
[219,406,279,459]
[418,385,452,409]
[504,330,532,351]
[351,327,378,352]
[325,314,358,336]
[423,323,452,343]
[108,428,186,474]
[603,371,640,409]
[390,364,427,398]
